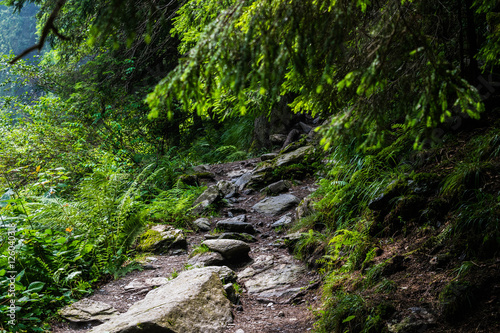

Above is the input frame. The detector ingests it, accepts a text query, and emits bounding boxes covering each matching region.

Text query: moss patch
[136,229,164,252]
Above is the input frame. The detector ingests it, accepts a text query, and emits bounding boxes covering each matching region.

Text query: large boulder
[252,194,300,216]
[202,239,251,261]
[192,185,221,214]
[216,215,256,234]
[88,267,234,333]
[59,299,119,324]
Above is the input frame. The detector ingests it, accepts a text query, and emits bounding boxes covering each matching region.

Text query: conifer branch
[9,0,68,64]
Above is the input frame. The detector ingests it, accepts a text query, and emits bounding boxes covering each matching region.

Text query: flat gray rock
[216,215,256,234]
[88,267,233,333]
[271,214,294,228]
[124,280,148,291]
[202,239,250,260]
[239,255,307,298]
[124,277,169,291]
[193,217,211,231]
[59,299,119,323]
[270,134,287,145]
[227,169,250,179]
[192,164,210,173]
[252,194,300,216]
[217,180,237,198]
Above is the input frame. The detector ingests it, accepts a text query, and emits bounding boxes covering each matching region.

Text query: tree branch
[9,0,68,64]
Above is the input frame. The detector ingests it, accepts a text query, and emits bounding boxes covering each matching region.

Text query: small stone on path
[203,239,251,260]
[271,213,293,228]
[193,217,211,231]
[188,252,225,267]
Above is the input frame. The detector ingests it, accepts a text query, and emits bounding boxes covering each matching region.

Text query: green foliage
[375,278,397,293]
[440,161,491,198]
[148,0,485,150]
[454,192,500,248]
[322,230,373,273]
[0,162,164,331]
[439,280,476,321]
[294,229,326,261]
[185,117,255,164]
[315,135,411,230]
[189,244,211,258]
[144,185,205,228]
[315,291,366,333]
[453,261,474,280]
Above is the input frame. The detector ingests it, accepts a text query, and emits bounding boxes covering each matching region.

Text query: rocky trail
[52,146,321,333]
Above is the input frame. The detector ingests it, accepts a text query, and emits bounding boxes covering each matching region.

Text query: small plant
[189,244,211,257]
[294,229,327,261]
[170,270,179,279]
[314,291,366,333]
[375,278,397,293]
[453,261,474,280]
[440,161,491,198]
[209,227,224,235]
[232,282,242,294]
[364,263,385,288]
[439,280,476,321]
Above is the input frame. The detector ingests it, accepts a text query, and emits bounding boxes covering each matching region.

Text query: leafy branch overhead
[147,0,489,148]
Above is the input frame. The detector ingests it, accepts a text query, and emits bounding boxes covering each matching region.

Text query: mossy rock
[136,225,187,253]
[410,172,441,195]
[137,230,164,251]
[178,174,199,186]
[248,145,320,189]
[439,280,477,321]
[177,172,216,187]
[381,195,428,233]
[279,135,309,154]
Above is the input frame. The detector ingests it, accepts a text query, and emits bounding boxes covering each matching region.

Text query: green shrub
[315,291,366,333]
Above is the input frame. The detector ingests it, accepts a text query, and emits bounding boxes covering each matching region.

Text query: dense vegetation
[0,0,499,332]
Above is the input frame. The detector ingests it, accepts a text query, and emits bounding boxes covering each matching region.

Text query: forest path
[52,157,320,333]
